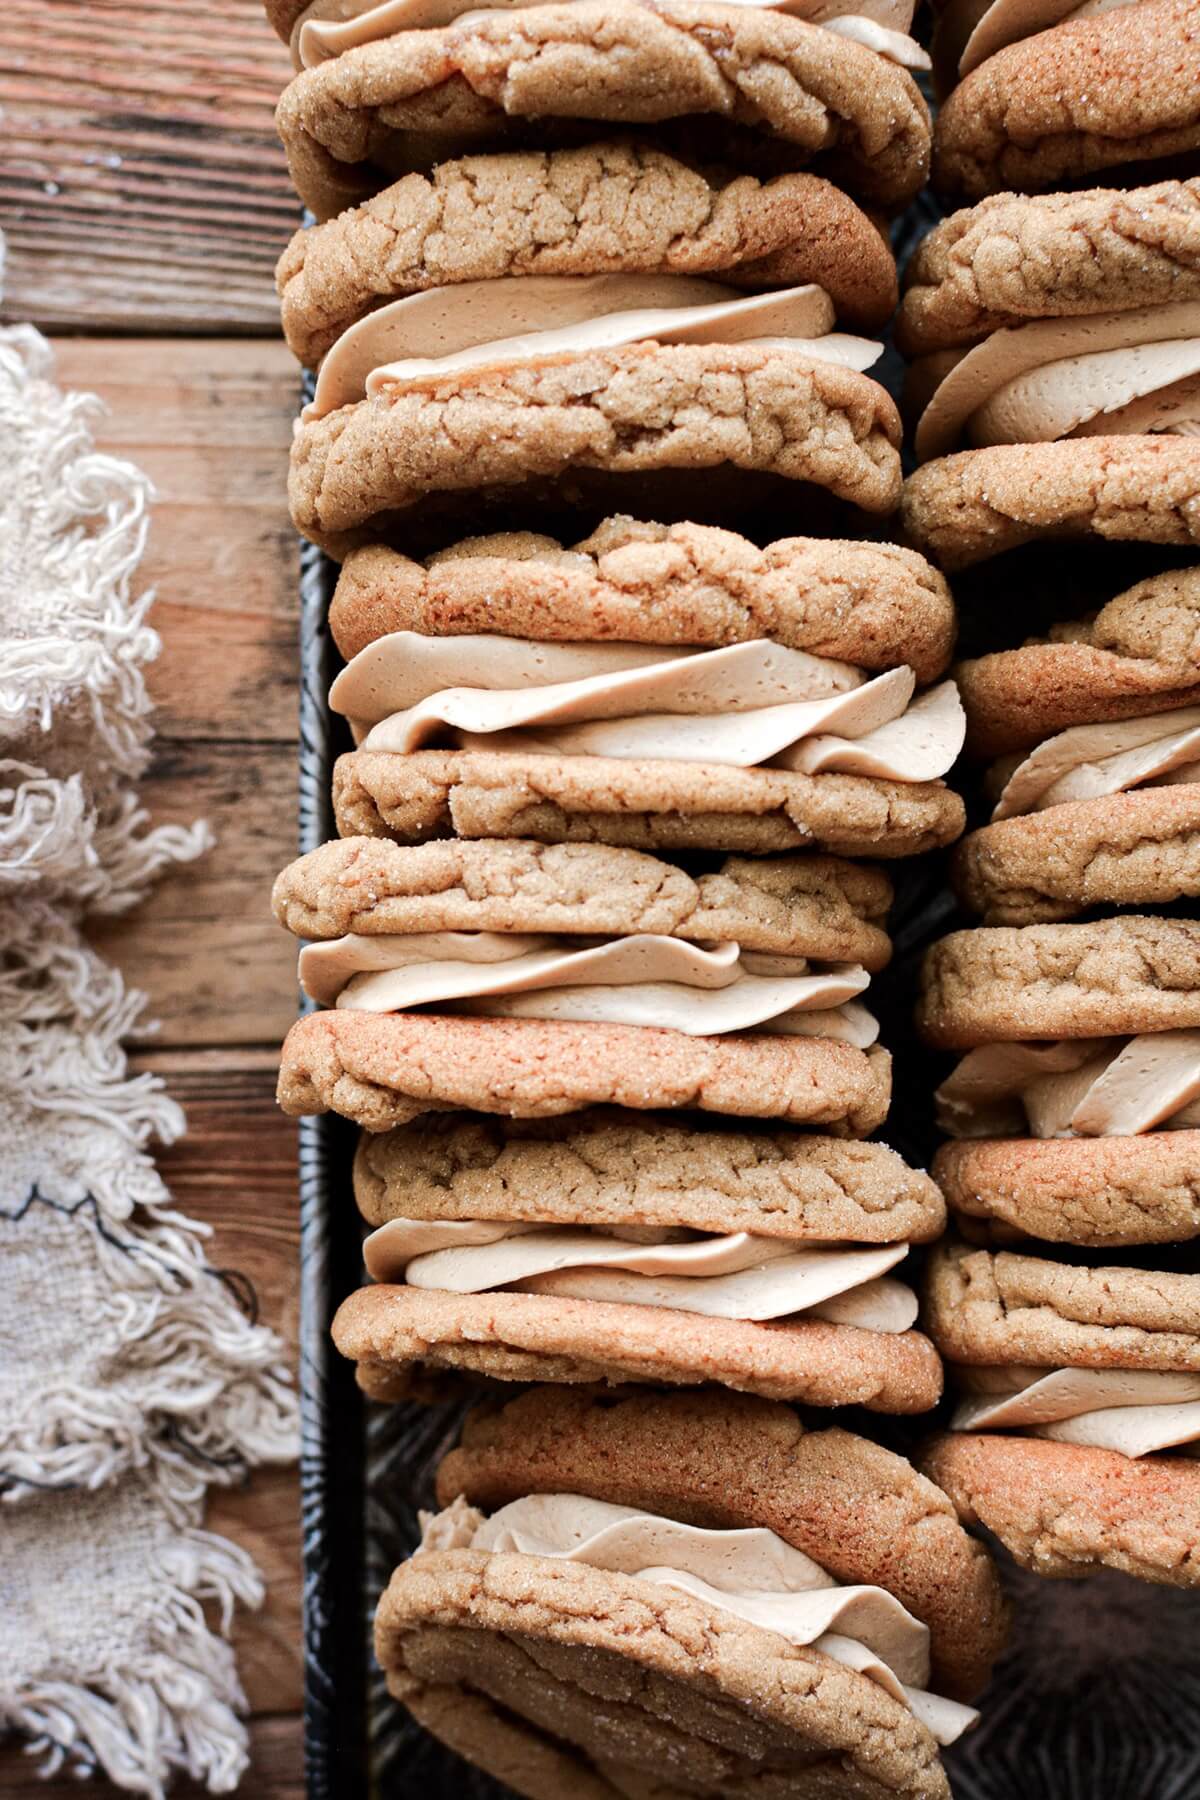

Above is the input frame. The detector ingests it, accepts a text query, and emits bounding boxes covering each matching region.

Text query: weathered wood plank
[50,339,302,744]
[88,739,303,1047]
[56,339,303,1044]
[0,1,298,332]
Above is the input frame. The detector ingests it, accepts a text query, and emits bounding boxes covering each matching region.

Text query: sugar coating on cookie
[933,1132,1200,1247]
[899,177,1200,356]
[290,343,902,555]
[332,748,965,858]
[329,520,956,682]
[955,566,1200,756]
[920,1431,1200,1587]
[901,440,1200,571]
[924,1240,1200,1373]
[276,2,931,218]
[933,0,1200,199]
[953,787,1200,924]
[334,1281,941,1408]
[279,142,899,366]
[378,1548,952,1799]
[354,1113,947,1242]
[273,835,895,960]
[278,1009,893,1130]
[918,916,1200,1049]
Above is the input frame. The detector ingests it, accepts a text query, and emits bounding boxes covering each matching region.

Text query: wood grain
[57,338,304,1045]
[0,1,318,1779]
[0,1,298,332]
[0,328,309,1792]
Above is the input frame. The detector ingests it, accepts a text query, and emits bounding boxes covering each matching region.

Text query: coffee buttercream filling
[299,929,879,1039]
[331,633,965,780]
[295,0,930,69]
[937,1030,1200,1138]
[364,1217,915,1326]
[415,1492,976,1743]
[914,302,1200,460]
[989,705,1200,818]
[304,276,882,419]
[952,1364,1200,1458]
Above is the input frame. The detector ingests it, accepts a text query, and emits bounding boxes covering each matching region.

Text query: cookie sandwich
[325,517,966,857]
[945,564,1200,924]
[290,272,906,555]
[276,836,899,1133]
[270,0,931,222]
[376,1387,1006,1796]
[920,1240,1200,1589]
[904,181,1200,463]
[932,0,1200,199]
[278,139,901,369]
[918,916,1200,1247]
[334,1103,947,1405]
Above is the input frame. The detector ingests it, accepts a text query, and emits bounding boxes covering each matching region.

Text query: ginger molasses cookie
[353,1111,948,1244]
[273,1,931,220]
[900,439,1200,571]
[273,835,895,963]
[953,787,1200,924]
[921,1431,1200,1588]
[279,140,899,366]
[925,1239,1200,1374]
[335,1108,944,1404]
[328,518,956,678]
[275,835,896,1130]
[898,176,1200,357]
[949,562,1200,920]
[933,1132,1200,1248]
[321,518,966,858]
[917,915,1200,1050]
[373,1388,1006,1795]
[289,276,904,554]
[433,1387,1008,1697]
[933,0,1200,200]
[953,566,1200,758]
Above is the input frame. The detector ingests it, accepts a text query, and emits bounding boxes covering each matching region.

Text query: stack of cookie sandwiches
[898,171,1200,1594]
[266,0,937,551]
[256,0,1026,1785]
[275,834,953,1407]
[266,0,970,1403]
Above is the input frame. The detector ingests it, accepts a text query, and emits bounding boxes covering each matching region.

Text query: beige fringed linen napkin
[0,291,300,1794]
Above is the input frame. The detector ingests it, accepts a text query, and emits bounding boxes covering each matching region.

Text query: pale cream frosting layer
[364,1217,916,1325]
[333,633,965,781]
[991,706,1200,819]
[937,0,1133,81]
[936,1031,1200,1139]
[417,1493,976,1745]
[914,303,1200,460]
[305,277,882,417]
[299,929,879,1039]
[952,1365,1200,1458]
[297,0,929,70]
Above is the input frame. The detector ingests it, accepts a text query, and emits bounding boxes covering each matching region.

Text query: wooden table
[1,5,307,1792]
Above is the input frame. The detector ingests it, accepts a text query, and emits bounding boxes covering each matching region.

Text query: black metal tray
[293,200,1200,1796]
